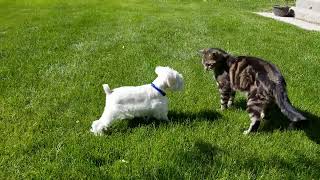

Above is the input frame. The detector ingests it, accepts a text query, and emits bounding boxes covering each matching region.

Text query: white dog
[90,66,184,135]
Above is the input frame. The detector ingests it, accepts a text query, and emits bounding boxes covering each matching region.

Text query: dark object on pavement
[273,5,295,17]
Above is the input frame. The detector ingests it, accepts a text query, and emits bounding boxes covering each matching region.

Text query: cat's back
[229,56,283,91]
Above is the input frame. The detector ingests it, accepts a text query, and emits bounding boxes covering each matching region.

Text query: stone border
[256,12,320,31]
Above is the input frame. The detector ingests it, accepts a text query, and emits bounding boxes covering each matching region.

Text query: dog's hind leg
[91,112,114,135]
[91,120,105,136]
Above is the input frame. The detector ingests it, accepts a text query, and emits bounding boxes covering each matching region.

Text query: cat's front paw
[220,105,227,111]
[243,130,250,135]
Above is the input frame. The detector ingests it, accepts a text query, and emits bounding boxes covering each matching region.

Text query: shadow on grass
[232,98,247,110]
[144,140,221,179]
[241,152,320,178]
[231,98,320,144]
[127,109,221,128]
[258,107,320,144]
[175,140,320,178]
[168,110,222,123]
[180,140,219,164]
[105,109,222,135]
[298,109,320,144]
[175,139,221,177]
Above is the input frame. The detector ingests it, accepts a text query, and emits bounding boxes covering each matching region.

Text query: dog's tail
[274,81,306,122]
[103,84,112,95]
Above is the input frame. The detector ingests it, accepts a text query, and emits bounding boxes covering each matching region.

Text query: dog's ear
[173,73,184,90]
[166,72,176,88]
[155,66,166,76]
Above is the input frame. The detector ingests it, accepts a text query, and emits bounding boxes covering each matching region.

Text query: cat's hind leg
[227,90,236,108]
[244,93,266,134]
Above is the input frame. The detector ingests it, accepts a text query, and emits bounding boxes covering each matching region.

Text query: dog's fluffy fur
[90,66,184,135]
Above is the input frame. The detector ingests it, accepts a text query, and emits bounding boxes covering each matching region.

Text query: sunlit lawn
[1,0,320,179]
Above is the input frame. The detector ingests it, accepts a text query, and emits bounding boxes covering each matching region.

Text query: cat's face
[199,48,228,71]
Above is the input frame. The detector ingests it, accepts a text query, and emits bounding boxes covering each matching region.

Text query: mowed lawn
[1,0,320,179]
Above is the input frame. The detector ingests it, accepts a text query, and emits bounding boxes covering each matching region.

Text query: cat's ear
[211,52,220,59]
[198,49,205,55]
[222,53,229,59]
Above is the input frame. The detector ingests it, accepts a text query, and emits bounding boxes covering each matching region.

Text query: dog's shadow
[168,110,222,123]
[105,110,222,135]
[129,109,222,127]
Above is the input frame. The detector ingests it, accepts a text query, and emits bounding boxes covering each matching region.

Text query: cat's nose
[206,63,214,67]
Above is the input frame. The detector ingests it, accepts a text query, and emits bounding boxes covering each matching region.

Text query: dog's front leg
[153,112,169,122]
[143,116,151,121]
[160,115,169,122]
[162,115,169,122]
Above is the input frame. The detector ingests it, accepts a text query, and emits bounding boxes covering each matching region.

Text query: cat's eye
[205,62,215,66]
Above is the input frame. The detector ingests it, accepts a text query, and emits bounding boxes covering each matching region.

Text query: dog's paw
[91,120,105,136]
[288,122,298,130]
[90,128,103,136]
[162,116,170,122]
[243,130,251,135]
[94,131,104,136]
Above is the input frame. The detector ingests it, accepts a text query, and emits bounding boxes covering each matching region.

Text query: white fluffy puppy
[91,66,184,135]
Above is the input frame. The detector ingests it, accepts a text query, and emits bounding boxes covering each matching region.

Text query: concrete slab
[294,0,320,24]
[293,7,320,24]
[296,0,320,12]
[256,12,320,31]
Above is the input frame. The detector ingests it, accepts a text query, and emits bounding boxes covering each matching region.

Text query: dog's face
[199,48,229,70]
[155,66,184,91]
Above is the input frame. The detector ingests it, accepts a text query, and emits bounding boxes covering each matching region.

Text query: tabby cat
[199,48,306,134]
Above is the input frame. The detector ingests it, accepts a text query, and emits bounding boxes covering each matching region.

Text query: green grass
[1,0,320,179]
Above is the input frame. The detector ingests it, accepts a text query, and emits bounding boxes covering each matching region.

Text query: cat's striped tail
[274,83,306,122]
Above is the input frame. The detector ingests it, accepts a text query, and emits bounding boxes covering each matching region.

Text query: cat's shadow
[233,98,320,144]
[263,108,320,144]
[295,110,320,144]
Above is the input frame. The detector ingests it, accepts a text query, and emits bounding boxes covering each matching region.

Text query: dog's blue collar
[151,83,166,96]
